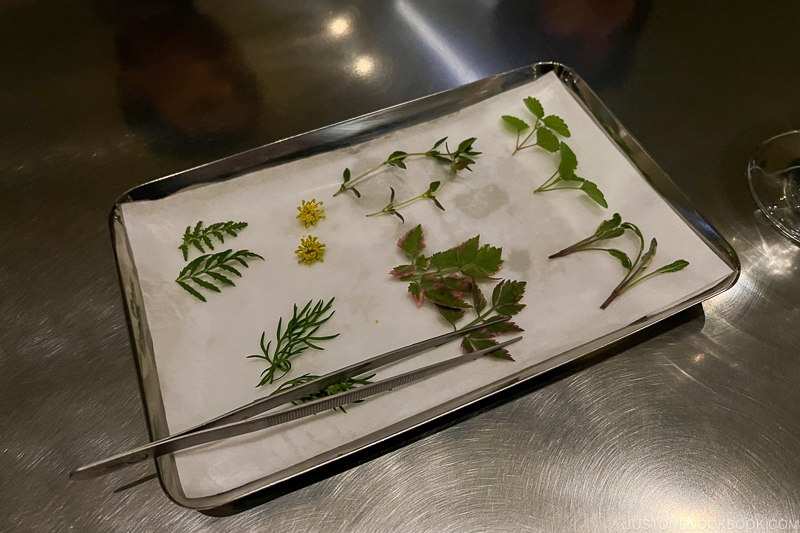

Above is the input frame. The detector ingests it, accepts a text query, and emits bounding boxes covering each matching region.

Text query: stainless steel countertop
[2,1,799,531]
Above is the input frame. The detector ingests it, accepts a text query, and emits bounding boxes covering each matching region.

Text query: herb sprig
[549,213,689,309]
[533,142,607,208]
[335,136,479,199]
[391,225,525,359]
[176,249,264,302]
[179,220,248,261]
[365,137,480,222]
[269,373,375,413]
[248,298,340,386]
[502,96,571,155]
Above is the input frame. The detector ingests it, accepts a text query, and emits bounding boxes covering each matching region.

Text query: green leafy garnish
[179,220,248,261]
[502,96,571,155]
[365,137,480,221]
[390,225,525,360]
[549,214,690,309]
[247,298,340,386]
[533,142,608,208]
[269,373,375,413]
[175,249,264,302]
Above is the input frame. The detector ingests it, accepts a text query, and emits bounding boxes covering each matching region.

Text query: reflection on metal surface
[353,55,375,77]
[328,15,352,38]
[394,0,482,84]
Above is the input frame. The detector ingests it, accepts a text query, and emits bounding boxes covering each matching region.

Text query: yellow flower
[295,235,326,265]
[296,199,326,228]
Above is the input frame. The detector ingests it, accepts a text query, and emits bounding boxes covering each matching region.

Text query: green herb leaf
[424,288,471,309]
[651,259,690,274]
[249,298,339,387]
[536,127,560,153]
[462,335,514,361]
[176,249,264,302]
[472,244,504,277]
[432,137,447,150]
[596,213,622,235]
[430,248,459,270]
[472,282,487,314]
[179,220,249,260]
[606,249,632,269]
[523,96,544,119]
[502,115,529,132]
[397,224,425,259]
[580,180,608,208]
[558,142,578,174]
[436,304,466,326]
[543,115,571,137]
[457,137,477,153]
[343,168,351,183]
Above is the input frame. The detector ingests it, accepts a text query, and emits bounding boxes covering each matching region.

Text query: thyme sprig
[269,373,375,413]
[365,137,480,221]
[390,225,525,359]
[502,96,571,155]
[179,220,248,260]
[533,142,608,208]
[549,213,689,309]
[175,249,264,302]
[247,298,340,387]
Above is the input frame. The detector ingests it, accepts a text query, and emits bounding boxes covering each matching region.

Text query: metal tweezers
[70,317,521,480]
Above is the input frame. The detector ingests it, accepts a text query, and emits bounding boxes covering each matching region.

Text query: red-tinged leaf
[495,303,526,317]
[440,275,472,294]
[436,305,465,327]
[456,236,480,266]
[481,320,524,335]
[430,247,459,270]
[397,224,425,258]
[472,283,487,313]
[462,335,514,361]
[408,282,424,307]
[423,287,471,309]
[390,264,415,278]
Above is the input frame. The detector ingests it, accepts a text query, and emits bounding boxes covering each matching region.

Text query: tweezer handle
[69,336,521,480]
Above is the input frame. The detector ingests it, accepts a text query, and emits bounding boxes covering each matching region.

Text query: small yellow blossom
[295,235,326,265]
[296,199,326,228]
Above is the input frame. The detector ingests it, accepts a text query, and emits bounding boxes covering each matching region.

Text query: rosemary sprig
[390,225,525,359]
[502,96,570,155]
[247,298,340,387]
[533,142,608,208]
[365,137,480,221]
[549,213,689,309]
[175,249,264,302]
[179,220,248,260]
[269,373,375,413]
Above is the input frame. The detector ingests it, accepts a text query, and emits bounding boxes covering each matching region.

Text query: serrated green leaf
[580,180,608,208]
[207,271,235,286]
[436,305,465,327]
[523,96,544,119]
[414,255,430,270]
[473,244,503,276]
[492,280,526,308]
[440,275,472,294]
[408,282,424,307]
[456,236,480,266]
[462,335,514,360]
[543,115,571,137]
[398,224,425,258]
[606,249,632,269]
[536,127,560,152]
[482,320,524,335]
[430,248,459,270]
[424,288,471,309]
[472,283,487,314]
[558,142,578,174]
[651,259,690,274]
[191,277,221,292]
[502,115,529,132]
[177,281,206,302]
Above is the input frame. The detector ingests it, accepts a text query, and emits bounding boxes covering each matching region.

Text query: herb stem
[333,152,431,197]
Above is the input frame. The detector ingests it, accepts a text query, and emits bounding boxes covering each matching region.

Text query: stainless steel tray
[110,62,740,510]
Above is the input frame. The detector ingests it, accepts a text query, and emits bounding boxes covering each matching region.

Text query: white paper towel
[120,72,734,498]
